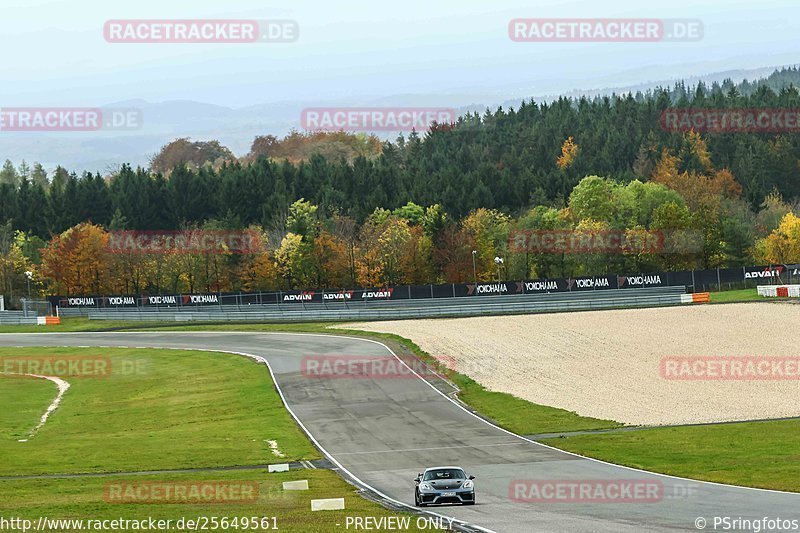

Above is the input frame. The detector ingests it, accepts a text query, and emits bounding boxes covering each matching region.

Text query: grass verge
[0,469,426,532]
[707,288,761,303]
[540,419,800,492]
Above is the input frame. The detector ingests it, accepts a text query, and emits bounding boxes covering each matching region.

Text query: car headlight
[463,480,474,489]
[419,482,432,491]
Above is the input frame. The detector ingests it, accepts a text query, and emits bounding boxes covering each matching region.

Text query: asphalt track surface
[2,332,799,532]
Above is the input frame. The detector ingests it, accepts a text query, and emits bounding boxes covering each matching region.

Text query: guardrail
[0,311,39,326]
[83,286,690,322]
[61,286,686,316]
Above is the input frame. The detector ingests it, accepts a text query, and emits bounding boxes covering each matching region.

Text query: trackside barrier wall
[83,287,692,322]
[51,263,797,316]
[0,310,38,325]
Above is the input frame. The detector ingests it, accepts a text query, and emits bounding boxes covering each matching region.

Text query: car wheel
[415,491,424,507]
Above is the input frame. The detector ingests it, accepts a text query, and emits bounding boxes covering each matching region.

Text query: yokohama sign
[567,276,617,290]
[617,274,664,288]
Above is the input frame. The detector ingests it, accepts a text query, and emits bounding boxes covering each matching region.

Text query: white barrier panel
[758,285,800,297]
[282,480,309,491]
[758,285,776,296]
[37,316,47,325]
[311,498,345,511]
[268,463,290,473]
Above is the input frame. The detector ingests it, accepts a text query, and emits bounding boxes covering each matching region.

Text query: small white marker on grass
[282,480,309,491]
[268,463,289,473]
[266,439,286,458]
[311,498,345,511]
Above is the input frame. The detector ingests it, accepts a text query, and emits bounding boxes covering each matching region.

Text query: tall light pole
[494,257,504,282]
[471,250,477,284]
[24,270,33,300]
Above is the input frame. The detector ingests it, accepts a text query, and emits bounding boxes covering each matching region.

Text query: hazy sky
[2,0,800,107]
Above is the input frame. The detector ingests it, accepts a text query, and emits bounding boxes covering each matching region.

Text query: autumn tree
[755,212,800,264]
[0,223,35,304]
[556,136,579,169]
[311,229,350,287]
[150,138,234,175]
[41,223,112,295]
[274,232,313,288]
[459,208,510,281]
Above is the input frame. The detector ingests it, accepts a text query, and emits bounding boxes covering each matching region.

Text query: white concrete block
[268,463,289,473]
[282,480,309,491]
[311,497,345,511]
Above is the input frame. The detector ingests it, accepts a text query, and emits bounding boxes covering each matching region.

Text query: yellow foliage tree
[0,229,33,303]
[556,136,579,169]
[755,212,800,264]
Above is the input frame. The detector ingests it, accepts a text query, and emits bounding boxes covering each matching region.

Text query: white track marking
[2,373,70,441]
[267,439,286,458]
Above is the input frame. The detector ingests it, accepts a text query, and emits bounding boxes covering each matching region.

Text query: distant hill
[2,64,799,173]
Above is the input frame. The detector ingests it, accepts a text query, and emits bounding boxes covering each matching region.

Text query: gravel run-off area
[343,303,800,426]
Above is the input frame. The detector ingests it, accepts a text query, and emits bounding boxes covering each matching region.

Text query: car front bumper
[419,489,474,505]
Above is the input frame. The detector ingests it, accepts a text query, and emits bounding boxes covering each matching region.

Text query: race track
[2,332,798,532]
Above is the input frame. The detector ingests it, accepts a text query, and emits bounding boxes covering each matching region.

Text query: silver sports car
[414,466,476,506]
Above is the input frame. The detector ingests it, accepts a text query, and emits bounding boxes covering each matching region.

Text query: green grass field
[0,347,318,476]
[0,346,425,531]
[0,374,57,440]
[540,419,800,492]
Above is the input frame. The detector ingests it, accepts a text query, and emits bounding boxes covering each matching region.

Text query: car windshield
[423,469,465,481]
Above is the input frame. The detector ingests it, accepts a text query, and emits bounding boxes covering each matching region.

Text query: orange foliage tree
[41,223,112,295]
